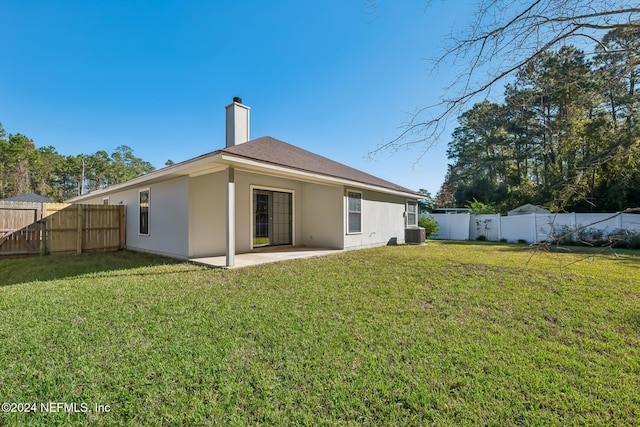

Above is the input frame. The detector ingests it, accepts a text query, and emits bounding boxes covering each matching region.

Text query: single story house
[68,98,422,266]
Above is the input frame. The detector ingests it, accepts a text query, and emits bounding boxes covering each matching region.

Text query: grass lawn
[0,242,639,426]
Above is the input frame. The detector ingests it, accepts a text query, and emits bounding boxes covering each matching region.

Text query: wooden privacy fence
[0,222,45,256]
[0,201,69,238]
[0,204,125,256]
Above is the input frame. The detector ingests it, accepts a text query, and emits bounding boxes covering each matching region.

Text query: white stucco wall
[77,177,190,258]
[234,170,305,254]
[343,189,408,250]
[300,182,344,248]
[188,171,227,257]
[78,169,415,258]
[190,172,411,254]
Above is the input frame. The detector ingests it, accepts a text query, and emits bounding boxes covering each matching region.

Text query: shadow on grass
[0,250,192,287]
[432,239,534,253]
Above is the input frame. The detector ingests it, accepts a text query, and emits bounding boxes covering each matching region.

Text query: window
[102,197,109,205]
[347,191,362,234]
[139,189,149,235]
[407,201,417,227]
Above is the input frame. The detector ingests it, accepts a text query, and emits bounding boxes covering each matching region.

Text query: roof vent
[233,96,242,104]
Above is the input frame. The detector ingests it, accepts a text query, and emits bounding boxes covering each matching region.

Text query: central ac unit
[405,227,426,245]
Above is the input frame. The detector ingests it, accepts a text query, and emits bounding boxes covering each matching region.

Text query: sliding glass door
[253,189,292,247]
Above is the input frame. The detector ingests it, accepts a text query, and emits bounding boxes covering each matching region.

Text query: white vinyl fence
[426,212,640,244]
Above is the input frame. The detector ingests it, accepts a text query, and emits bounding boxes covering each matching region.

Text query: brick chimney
[225,97,250,148]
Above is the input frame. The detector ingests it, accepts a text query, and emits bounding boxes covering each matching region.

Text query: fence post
[617,212,622,229]
[40,221,46,255]
[532,213,537,243]
[77,204,83,254]
[119,205,126,250]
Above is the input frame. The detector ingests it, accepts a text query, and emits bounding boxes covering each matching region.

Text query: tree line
[436,26,639,213]
[0,123,155,202]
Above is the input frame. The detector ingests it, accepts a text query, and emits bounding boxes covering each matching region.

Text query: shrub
[418,215,440,238]
[627,236,640,250]
[468,198,497,215]
[577,228,606,246]
[548,226,640,249]
[550,225,577,245]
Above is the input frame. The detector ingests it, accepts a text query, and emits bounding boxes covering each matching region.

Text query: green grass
[0,242,639,426]
[253,237,270,246]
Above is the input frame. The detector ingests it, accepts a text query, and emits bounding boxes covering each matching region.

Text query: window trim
[406,200,418,227]
[139,188,150,236]
[346,189,362,235]
[102,197,109,205]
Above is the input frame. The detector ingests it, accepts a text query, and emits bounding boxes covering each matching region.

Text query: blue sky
[2,0,465,195]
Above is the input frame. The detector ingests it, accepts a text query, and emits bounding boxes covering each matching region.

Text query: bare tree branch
[370,0,640,159]
[526,208,640,268]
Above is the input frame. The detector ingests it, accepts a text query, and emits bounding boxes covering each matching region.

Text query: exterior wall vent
[405,227,426,245]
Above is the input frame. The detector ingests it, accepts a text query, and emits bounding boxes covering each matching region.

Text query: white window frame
[346,190,362,234]
[102,197,109,205]
[406,200,418,227]
[139,188,150,236]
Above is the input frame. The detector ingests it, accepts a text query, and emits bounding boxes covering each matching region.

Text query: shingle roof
[222,136,420,196]
[1,193,55,203]
[67,135,422,203]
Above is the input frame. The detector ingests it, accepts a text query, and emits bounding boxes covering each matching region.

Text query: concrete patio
[190,246,344,268]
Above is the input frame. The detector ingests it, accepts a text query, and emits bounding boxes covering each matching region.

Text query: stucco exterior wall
[300,182,344,248]
[234,170,305,253]
[77,169,415,259]
[189,172,410,254]
[343,189,408,250]
[188,171,227,257]
[77,177,190,258]
[187,170,345,257]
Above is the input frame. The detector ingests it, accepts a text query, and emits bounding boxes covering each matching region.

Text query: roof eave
[220,154,421,199]
[66,150,421,203]
[66,152,225,203]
